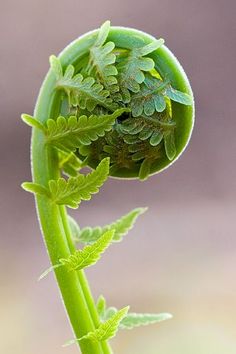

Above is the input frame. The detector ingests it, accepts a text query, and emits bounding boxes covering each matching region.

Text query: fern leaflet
[60,229,114,271]
[117,39,164,102]
[79,306,129,342]
[45,108,128,151]
[64,306,129,346]
[50,55,118,112]
[48,157,110,208]
[128,140,163,180]
[86,21,119,94]
[130,74,192,117]
[119,312,173,329]
[96,297,172,330]
[39,230,114,279]
[75,207,147,243]
[120,113,175,147]
[23,158,110,208]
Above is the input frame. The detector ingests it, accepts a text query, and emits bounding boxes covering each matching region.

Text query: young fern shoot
[22,20,194,354]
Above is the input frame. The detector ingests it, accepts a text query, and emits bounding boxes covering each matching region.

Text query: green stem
[60,206,112,354]
[31,63,111,354]
[32,146,103,354]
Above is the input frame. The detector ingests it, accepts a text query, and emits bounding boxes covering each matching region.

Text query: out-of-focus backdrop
[1,0,236,353]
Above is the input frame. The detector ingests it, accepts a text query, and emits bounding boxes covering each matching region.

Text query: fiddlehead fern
[46,20,193,180]
[22,20,194,354]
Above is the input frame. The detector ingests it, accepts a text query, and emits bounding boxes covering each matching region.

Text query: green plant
[22,21,194,354]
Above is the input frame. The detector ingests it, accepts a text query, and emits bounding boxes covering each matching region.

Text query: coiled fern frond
[42,20,193,180]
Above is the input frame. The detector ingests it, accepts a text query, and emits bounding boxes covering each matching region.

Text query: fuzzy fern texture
[22,21,194,354]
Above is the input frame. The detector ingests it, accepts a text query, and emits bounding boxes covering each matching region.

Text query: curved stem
[31,78,111,354]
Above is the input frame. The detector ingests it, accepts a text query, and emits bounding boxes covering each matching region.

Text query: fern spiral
[44,21,194,180]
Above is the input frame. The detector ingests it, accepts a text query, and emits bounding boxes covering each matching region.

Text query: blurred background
[1,0,236,353]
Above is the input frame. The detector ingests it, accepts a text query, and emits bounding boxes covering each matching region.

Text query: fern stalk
[32,63,111,354]
[59,206,112,354]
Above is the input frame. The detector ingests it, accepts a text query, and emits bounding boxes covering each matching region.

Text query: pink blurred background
[1,0,236,353]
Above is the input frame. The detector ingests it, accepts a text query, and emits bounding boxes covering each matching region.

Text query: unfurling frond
[131,74,192,117]
[50,55,118,112]
[76,207,147,244]
[117,39,164,102]
[48,157,110,208]
[22,25,193,181]
[60,229,114,271]
[86,21,119,94]
[119,312,173,329]
[45,108,129,152]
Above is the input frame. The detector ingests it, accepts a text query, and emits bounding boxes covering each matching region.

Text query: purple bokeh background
[1,0,235,353]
